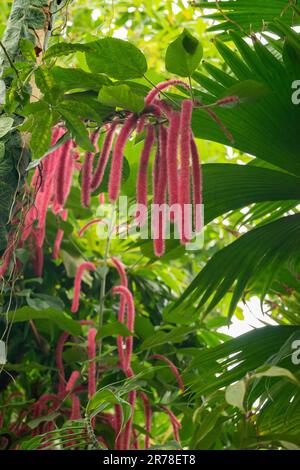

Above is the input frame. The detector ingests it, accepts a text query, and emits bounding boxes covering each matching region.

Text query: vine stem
[98,203,116,355]
[0,40,20,77]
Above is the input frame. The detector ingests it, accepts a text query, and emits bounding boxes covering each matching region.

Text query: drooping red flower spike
[111,257,128,370]
[108,114,138,202]
[111,256,128,288]
[55,139,74,206]
[33,244,44,277]
[151,354,185,392]
[179,99,193,244]
[166,111,180,219]
[52,209,68,259]
[56,331,69,395]
[0,236,14,277]
[153,125,168,257]
[71,261,96,313]
[136,124,155,226]
[112,285,135,373]
[88,328,97,399]
[114,404,123,450]
[66,370,80,393]
[70,394,81,420]
[132,428,140,449]
[81,155,93,208]
[91,121,118,192]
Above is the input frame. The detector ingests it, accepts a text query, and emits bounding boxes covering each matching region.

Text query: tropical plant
[0,0,299,451]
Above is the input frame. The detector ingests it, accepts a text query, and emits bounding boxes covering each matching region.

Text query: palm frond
[173,214,300,317]
[194,0,300,36]
[192,31,300,175]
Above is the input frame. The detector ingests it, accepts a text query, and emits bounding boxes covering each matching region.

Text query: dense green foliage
[0,0,300,451]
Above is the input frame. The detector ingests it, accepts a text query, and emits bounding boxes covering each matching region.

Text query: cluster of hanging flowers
[78,79,204,256]
[0,127,80,279]
[79,79,236,256]
[0,79,234,449]
[110,256,184,449]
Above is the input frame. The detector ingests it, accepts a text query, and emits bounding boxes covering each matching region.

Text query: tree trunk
[0,0,58,252]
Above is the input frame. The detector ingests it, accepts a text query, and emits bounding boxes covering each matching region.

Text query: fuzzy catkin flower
[112,285,135,373]
[81,130,99,207]
[56,332,69,394]
[145,79,190,105]
[71,261,96,313]
[0,237,14,277]
[190,137,203,232]
[179,99,193,243]
[114,404,123,450]
[166,112,180,215]
[153,126,168,257]
[70,394,81,420]
[33,245,44,277]
[52,209,68,259]
[88,328,97,399]
[108,114,138,202]
[111,257,128,370]
[66,370,80,392]
[136,124,155,226]
[111,256,128,287]
[132,429,139,449]
[91,122,118,191]
[151,354,184,392]
[81,152,94,208]
[55,139,74,206]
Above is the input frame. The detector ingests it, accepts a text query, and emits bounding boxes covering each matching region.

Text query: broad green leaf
[85,38,147,80]
[98,84,145,113]
[19,38,36,61]
[59,100,100,122]
[26,130,70,170]
[225,380,246,411]
[34,66,60,103]
[43,42,88,60]
[58,107,94,152]
[30,110,53,158]
[52,66,111,91]
[96,321,132,340]
[0,116,14,138]
[2,307,82,336]
[165,29,203,77]
[140,326,197,350]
